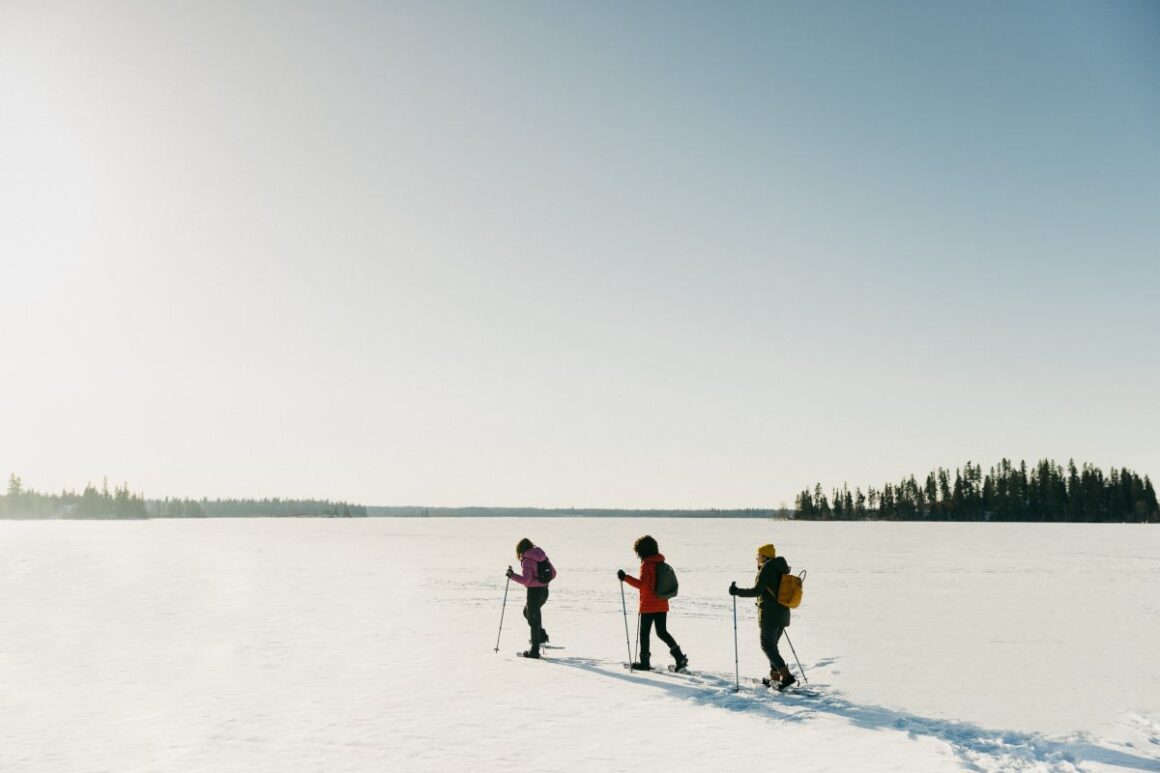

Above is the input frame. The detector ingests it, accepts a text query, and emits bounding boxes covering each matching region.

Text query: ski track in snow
[531,654,1160,772]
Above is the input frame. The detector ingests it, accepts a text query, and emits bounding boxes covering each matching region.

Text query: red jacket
[624,554,669,614]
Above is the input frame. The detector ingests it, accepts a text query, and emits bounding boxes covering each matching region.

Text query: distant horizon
[4,448,1155,519]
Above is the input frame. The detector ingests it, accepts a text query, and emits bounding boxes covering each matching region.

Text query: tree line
[1,475,148,519]
[0,475,366,519]
[796,459,1159,523]
[194,498,367,518]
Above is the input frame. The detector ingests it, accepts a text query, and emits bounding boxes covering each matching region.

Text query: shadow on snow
[545,655,1159,772]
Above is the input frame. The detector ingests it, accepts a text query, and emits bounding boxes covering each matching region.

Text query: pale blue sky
[1,1,1157,507]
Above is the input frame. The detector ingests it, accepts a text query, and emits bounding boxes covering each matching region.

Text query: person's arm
[734,562,772,597]
[507,556,535,586]
[733,579,759,597]
[623,570,642,589]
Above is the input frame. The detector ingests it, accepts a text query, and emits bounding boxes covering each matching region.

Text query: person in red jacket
[617,535,688,672]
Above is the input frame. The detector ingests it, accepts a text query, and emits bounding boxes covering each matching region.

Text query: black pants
[760,622,787,671]
[522,586,549,650]
[639,611,679,660]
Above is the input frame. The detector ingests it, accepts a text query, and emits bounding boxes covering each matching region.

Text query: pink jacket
[510,546,551,587]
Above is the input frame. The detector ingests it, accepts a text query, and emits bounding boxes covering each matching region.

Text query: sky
[1,1,1158,508]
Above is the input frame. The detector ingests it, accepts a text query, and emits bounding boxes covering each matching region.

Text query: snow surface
[1,517,1158,772]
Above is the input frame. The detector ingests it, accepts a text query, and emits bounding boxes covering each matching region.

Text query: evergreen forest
[796,459,1159,523]
[0,475,366,519]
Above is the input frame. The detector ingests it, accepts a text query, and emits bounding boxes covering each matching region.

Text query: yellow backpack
[776,569,806,609]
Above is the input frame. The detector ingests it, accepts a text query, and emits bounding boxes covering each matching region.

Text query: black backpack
[654,561,678,599]
[535,556,556,584]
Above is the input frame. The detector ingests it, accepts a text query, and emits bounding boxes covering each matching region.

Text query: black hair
[633,534,658,559]
[516,537,534,559]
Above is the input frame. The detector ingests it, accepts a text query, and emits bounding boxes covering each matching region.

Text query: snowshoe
[762,672,798,691]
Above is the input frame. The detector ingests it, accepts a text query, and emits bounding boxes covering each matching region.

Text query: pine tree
[818,492,832,520]
[1144,477,1159,523]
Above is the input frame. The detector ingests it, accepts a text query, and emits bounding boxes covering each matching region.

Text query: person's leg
[760,622,795,688]
[539,587,549,643]
[653,612,678,649]
[637,612,656,667]
[760,623,787,671]
[654,613,688,669]
[526,587,547,654]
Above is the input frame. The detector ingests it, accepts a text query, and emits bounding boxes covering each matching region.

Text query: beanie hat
[757,544,776,559]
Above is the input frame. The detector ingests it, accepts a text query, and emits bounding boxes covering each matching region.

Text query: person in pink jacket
[506,537,556,658]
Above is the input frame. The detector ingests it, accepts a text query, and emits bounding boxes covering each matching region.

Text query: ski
[516,651,544,659]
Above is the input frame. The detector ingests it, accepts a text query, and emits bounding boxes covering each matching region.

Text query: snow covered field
[1,517,1158,772]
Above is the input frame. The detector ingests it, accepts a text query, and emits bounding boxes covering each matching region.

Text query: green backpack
[655,561,679,599]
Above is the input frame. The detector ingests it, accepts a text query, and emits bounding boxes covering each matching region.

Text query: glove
[617,569,626,581]
[728,581,738,596]
[506,566,515,579]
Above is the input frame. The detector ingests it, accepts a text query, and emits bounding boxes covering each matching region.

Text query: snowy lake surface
[1,517,1158,772]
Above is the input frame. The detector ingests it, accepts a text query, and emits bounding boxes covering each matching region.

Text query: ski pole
[732,589,740,692]
[784,629,808,684]
[634,613,641,664]
[620,579,632,665]
[494,574,511,653]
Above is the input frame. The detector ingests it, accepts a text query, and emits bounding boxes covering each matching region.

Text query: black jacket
[734,556,790,627]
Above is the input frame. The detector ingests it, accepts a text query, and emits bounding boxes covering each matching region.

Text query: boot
[776,665,797,691]
[521,633,542,659]
[629,654,651,671]
[538,629,549,645]
[670,646,689,672]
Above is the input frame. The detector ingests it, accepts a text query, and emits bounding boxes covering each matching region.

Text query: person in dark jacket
[730,543,796,690]
[506,537,554,658]
[617,535,688,672]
